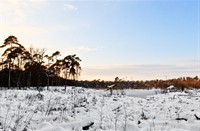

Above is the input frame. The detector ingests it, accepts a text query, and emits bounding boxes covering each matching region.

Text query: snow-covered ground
[0,87,200,131]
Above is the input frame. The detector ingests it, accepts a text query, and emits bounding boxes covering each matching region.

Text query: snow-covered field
[0,87,200,131]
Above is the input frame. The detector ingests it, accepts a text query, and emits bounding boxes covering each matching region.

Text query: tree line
[0,36,81,89]
[77,76,200,90]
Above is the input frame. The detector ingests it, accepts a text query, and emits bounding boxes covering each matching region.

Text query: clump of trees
[0,36,81,89]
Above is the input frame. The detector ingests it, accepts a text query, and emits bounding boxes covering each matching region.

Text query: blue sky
[1,0,199,80]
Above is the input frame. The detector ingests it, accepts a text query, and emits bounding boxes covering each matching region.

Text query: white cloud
[65,46,97,53]
[77,46,97,52]
[81,64,199,81]
[0,0,48,44]
[64,4,78,11]
[172,59,199,67]
[1,0,47,24]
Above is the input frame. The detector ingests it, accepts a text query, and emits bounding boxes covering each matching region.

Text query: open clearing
[0,87,200,131]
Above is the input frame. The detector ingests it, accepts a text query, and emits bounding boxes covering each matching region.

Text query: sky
[0,0,199,81]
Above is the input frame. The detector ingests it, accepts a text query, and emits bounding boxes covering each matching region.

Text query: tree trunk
[64,80,67,92]
[27,71,31,88]
[8,63,11,89]
[47,76,49,90]
[51,77,54,86]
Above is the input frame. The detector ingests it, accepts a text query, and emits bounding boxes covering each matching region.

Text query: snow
[0,87,200,131]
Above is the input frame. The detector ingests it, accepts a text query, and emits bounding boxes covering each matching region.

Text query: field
[0,87,200,131]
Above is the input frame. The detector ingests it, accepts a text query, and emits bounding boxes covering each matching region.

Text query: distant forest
[80,76,200,89]
[0,36,199,90]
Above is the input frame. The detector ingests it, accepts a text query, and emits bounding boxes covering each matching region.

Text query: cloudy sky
[0,0,199,81]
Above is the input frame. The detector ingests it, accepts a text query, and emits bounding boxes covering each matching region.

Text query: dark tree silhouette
[0,36,25,88]
[64,54,81,80]
[0,36,82,89]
